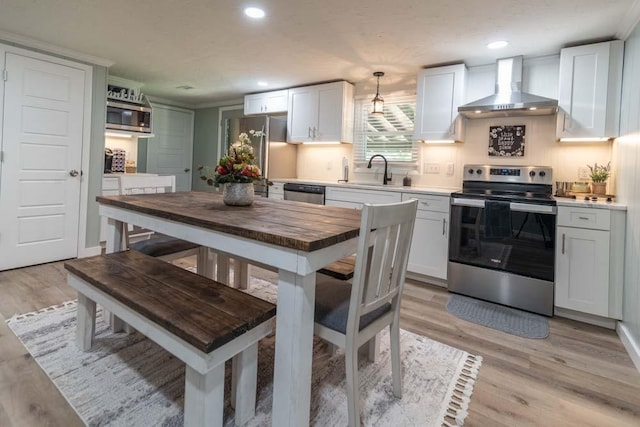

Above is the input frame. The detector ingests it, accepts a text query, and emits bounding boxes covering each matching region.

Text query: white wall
[616,22,640,370]
[296,144,352,181]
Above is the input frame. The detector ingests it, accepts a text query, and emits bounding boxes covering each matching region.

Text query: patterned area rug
[7,277,482,426]
[446,294,550,339]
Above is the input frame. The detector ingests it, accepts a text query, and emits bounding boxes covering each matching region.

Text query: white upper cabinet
[557,40,624,139]
[287,81,354,143]
[414,64,467,142]
[244,89,289,115]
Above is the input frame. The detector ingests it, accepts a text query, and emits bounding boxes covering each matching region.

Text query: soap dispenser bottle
[403,173,412,187]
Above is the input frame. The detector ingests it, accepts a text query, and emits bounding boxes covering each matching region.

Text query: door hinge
[2,69,7,81]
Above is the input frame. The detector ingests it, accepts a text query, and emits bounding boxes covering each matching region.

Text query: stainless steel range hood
[458,56,558,119]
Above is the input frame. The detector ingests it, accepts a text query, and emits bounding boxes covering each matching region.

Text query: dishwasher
[283,183,325,205]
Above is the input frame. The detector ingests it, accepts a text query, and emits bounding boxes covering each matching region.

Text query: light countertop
[554,197,627,211]
[271,178,627,210]
[270,178,459,196]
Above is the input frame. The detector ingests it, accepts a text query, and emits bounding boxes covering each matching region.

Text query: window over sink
[353,94,418,163]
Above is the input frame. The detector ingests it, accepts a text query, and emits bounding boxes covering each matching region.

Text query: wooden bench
[64,250,276,427]
[317,255,356,280]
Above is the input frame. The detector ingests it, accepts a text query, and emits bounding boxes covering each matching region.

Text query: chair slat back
[347,199,418,335]
[119,175,176,195]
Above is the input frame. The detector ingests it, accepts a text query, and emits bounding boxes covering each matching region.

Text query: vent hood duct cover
[458,56,558,118]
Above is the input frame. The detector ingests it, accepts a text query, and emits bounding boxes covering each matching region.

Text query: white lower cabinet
[325,186,401,208]
[268,182,284,200]
[555,227,610,316]
[324,186,451,281]
[402,193,449,280]
[555,206,625,319]
[99,177,121,242]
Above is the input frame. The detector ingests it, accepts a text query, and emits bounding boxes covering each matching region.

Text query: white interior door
[0,52,85,271]
[146,104,194,191]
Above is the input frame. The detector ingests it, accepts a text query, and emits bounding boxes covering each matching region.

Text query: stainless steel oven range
[448,165,556,316]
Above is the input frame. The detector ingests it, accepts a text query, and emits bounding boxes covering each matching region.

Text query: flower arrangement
[587,162,611,183]
[198,130,264,187]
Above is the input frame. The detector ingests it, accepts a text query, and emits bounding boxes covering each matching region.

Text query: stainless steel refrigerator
[224,115,290,197]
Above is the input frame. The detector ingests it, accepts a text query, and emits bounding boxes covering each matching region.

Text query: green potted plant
[587,162,610,195]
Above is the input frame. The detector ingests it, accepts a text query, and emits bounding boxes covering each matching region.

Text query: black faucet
[367,154,392,185]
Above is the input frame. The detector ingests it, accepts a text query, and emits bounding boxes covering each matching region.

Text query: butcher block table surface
[97,191,361,252]
[96,191,363,426]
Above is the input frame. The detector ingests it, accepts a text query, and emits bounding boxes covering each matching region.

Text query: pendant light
[371,71,385,115]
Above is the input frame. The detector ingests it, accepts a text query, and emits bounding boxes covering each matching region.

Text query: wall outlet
[327,161,333,170]
[446,162,454,175]
[425,163,440,174]
[578,167,590,180]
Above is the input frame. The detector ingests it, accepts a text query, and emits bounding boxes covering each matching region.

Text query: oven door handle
[509,203,557,215]
[451,198,485,208]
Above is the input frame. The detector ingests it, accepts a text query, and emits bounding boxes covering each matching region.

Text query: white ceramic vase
[223,182,254,206]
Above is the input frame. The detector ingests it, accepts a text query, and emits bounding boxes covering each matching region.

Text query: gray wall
[85,65,107,247]
[617,24,640,362]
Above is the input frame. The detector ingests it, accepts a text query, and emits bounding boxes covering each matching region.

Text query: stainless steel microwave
[106,100,152,133]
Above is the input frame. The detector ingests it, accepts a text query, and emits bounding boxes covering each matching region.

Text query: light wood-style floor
[1,258,639,426]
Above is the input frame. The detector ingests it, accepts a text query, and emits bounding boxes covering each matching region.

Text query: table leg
[105,217,125,332]
[272,270,316,426]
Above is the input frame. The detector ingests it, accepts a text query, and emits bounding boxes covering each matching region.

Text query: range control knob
[539,171,546,177]
[529,171,536,177]
[476,169,482,175]
[468,168,474,175]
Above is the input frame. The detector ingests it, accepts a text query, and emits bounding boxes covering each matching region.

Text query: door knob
[184,168,191,173]
[69,169,79,177]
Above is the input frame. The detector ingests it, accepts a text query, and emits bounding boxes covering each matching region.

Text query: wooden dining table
[97,190,362,426]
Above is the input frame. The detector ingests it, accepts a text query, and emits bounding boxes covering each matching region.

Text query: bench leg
[184,364,224,427]
[76,293,96,351]
[230,342,258,425]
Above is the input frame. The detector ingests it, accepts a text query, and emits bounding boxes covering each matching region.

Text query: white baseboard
[554,307,617,329]
[617,322,640,374]
[78,245,102,258]
[405,272,447,288]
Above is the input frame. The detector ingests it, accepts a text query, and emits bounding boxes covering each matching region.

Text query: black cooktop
[453,181,556,205]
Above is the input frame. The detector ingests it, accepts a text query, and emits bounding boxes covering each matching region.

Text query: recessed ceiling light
[244,7,265,19]
[257,81,268,87]
[487,40,509,49]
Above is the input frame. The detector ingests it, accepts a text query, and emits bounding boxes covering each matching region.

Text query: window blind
[353,95,417,163]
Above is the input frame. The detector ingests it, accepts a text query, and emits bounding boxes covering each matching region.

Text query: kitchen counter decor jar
[198,129,264,206]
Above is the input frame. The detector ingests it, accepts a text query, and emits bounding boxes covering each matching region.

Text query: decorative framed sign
[488,125,525,157]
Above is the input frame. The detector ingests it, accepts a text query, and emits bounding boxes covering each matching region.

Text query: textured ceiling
[0,0,637,106]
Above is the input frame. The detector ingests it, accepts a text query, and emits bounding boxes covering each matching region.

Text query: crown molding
[616,0,640,40]
[193,98,244,109]
[0,30,113,67]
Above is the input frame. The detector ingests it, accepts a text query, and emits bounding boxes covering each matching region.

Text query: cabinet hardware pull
[562,233,566,254]
[184,168,191,173]
[308,126,311,138]
[313,127,317,138]
[442,218,446,235]
[578,216,589,220]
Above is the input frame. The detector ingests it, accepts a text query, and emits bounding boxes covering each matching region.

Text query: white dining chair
[118,175,205,267]
[313,199,418,427]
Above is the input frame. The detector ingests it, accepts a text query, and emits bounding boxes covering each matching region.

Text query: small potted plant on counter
[587,162,610,195]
